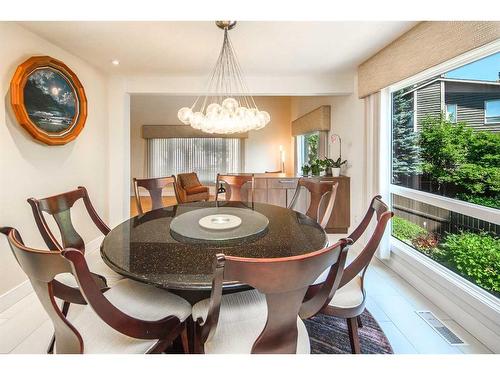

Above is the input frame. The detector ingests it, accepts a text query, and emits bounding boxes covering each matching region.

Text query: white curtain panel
[147,138,242,185]
[364,91,392,259]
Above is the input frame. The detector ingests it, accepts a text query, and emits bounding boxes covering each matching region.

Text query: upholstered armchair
[176,172,210,203]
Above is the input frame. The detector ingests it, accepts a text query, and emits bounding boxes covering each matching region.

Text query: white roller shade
[358,21,500,98]
[147,138,243,185]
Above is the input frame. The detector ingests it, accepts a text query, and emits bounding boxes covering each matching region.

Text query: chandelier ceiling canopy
[178,21,270,134]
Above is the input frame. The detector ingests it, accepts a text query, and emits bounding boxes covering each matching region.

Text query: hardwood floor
[130,196,178,216]
[130,195,216,216]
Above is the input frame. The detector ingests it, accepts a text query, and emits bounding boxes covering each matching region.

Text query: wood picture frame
[10,56,87,146]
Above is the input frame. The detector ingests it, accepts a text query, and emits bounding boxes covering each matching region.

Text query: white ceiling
[19,21,417,76]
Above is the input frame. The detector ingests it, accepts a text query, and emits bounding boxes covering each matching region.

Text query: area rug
[304,309,393,354]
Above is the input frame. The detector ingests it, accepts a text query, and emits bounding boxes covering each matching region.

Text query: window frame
[484,99,500,124]
[445,103,458,123]
[381,40,500,317]
[294,130,328,175]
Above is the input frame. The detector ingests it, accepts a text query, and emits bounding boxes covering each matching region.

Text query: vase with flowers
[327,133,347,176]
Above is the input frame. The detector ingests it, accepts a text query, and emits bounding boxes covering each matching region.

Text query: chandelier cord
[178,21,270,134]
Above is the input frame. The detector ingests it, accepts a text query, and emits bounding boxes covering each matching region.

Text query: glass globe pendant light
[178,21,270,134]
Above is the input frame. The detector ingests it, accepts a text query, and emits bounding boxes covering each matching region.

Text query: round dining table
[100,200,327,303]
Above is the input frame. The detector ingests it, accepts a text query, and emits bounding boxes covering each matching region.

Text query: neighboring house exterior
[405,76,500,132]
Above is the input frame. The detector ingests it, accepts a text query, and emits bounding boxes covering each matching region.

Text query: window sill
[381,237,500,351]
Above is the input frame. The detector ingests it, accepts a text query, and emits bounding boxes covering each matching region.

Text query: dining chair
[176,172,210,203]
[215,173,254,202]
[304,195,393,353]
[27,186,123,352]
[192,238,351,354]
[288,178,339,229]
[27,186,121,286]
[0,227,191,354]
[133,175,179,215]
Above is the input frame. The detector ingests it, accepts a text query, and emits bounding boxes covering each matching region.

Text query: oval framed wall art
[10,56,87,146]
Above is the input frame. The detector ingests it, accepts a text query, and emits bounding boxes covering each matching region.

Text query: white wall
[0,23,109,295]
[129,95,293,194]
[245,97,292,174]
[291,82,366,231]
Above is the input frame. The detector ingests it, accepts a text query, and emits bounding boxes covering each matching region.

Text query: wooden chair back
[288,179,339,229]
[27,186,109,252]
[1,226,85,353]
[339,195,393,288]
[133,175,178,215]
[198,238,351,354]
[216,174,254,202]
[0,227,181,354]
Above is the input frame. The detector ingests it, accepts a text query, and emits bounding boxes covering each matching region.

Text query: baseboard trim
[0,235,105,313]
[383,239,500,353]
[0,280,32,314]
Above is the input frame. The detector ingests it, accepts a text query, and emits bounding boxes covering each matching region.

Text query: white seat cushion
[328,275,364,309]
[55,272,79,288]
[192,289,310,354]
[60,279,192,354]
[54,251,123,289]
[85,249,124,287]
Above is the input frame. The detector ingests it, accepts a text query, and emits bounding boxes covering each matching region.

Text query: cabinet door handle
[279,180,294,183]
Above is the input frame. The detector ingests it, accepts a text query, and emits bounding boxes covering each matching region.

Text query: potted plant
[322,157,335,176]
[301,164,311,176]
[310,159,322,176]
[330,157,347,177]
[317,158,329,176]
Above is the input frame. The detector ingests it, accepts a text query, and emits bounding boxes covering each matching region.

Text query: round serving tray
[198,214,242,230]
[170,207,269,244]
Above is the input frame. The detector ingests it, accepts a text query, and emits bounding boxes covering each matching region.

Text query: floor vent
[416,311,466,345]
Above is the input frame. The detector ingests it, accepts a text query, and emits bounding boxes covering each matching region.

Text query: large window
[485,99,500,124]
[445,103,457,123]
[296,132,320,174]
[391,192,499,297]
[148,138,242,185]
[390,52,500,297]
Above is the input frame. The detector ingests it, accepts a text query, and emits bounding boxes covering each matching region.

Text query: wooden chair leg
[47,301,70,354]
[347,317,361,354]
[180,324,189,354]
[357,315,363,328]
[192,321,205,354]
[46,334,56,354]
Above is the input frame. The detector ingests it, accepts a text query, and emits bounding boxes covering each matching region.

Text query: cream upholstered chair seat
[55,272,79,288]
[57,278,192,354]
[85,249,124,287]
[310,268,364,309]
[55,250,124,288]
[192,289,310,354]
[328,275,364,309]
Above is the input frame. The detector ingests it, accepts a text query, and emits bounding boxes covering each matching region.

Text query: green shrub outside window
[392,216,500,297]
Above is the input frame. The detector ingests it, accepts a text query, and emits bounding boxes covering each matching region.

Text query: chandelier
[178,21,270,134]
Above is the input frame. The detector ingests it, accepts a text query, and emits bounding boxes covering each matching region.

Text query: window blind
[147,138,242,185]
[358,21,500,98]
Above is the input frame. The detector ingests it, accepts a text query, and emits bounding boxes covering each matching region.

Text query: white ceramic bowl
[198,214,242,230]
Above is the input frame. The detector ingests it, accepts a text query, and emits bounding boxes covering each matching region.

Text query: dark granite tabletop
[100,201,327,292]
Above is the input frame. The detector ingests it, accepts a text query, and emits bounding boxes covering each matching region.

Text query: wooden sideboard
[240,174,350,234]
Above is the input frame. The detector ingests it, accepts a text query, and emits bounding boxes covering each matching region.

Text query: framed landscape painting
[10,56,87,145]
